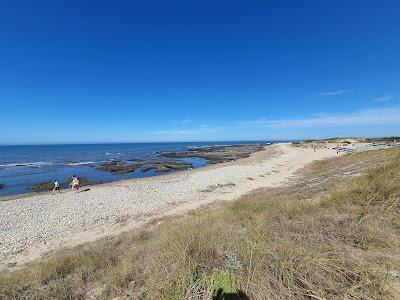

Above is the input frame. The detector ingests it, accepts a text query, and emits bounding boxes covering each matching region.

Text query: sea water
[0,141,274,196]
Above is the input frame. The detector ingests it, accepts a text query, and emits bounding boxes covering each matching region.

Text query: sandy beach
[0,144,339,269]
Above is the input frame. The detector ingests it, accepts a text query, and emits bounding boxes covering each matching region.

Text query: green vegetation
[303,136,400,144]
[1,148,399,299]
[364,136,400,143]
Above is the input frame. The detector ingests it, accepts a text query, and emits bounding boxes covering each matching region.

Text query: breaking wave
[0,162,53,168]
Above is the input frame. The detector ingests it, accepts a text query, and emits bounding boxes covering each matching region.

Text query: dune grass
[1,149,399,299]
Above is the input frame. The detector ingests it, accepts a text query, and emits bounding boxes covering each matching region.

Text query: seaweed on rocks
[141,166,157,173]
[30,177,97,192]
[96,161,142,175]
[161,144,266,163]
[29,182,54,192]
[95,158,194,175]
[141,162,193,173]
[163,163,192,170]
[155,166,170,173]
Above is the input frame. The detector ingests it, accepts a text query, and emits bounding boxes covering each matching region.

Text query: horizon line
[1,135,399,147]
[0,139,297,147]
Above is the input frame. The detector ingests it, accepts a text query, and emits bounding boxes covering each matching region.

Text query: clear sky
[1,1,399,144]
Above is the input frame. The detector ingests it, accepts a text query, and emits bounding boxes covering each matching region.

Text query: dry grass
[1,149,400,299]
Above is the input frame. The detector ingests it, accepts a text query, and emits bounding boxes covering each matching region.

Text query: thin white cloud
[372,95,393,102]
[317,89,354,97]
[172,119,192,126]
[181,119,192,125]
[241,106,400,129]
[150,106,400,140]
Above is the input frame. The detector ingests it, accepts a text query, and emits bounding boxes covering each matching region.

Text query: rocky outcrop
[97,159,193,175]
[30,177,97,192]
[141,162,193,173]
[29,182,54,192]
[140,166,157,173]
[96,161,141,174]
[161,144,266,163]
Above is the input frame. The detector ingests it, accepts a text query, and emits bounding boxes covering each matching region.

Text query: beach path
[0,144,338,269]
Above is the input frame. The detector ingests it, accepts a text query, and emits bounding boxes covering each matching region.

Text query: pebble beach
[0,144,339,268]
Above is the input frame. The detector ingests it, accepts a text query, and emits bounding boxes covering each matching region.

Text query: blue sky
[0,0,399,144]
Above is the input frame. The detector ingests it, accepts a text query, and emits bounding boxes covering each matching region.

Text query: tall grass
[1,149,399,299]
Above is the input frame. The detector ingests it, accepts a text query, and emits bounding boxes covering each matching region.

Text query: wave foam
[66,161,96,166]
[0,162,53,168]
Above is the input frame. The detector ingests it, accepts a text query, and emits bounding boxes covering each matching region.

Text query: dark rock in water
[163,163,192,170]
[141,161,164,165]
[157,162,192,172]
[127,158,149,163]
[161,144,266,163]
[30,178,97,192]
[161,144,265,164]
[0,184,4,189]
[155,166,170,173]
[96,158,194,175]
[141,161,193,173]
[96,161,142,174]
[30,182,54,192]
[110,164,140,175]
[141,166,157,173]
[96,161,117,172]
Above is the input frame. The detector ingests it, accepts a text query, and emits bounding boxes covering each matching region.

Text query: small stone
[128,280,136,291]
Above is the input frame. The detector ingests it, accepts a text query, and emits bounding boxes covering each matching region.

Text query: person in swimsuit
[70,175,79,192]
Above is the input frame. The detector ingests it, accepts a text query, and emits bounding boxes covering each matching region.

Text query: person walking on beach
[70,175,79,192]
[52,180,60,194]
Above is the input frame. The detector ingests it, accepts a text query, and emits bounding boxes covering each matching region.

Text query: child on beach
[70,175,80,192]
[52,180,60,194]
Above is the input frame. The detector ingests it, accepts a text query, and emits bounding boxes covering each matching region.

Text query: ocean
[0,141,274,197]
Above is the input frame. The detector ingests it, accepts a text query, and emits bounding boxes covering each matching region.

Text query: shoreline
[0,143,269,200]
[0,144,339,269]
